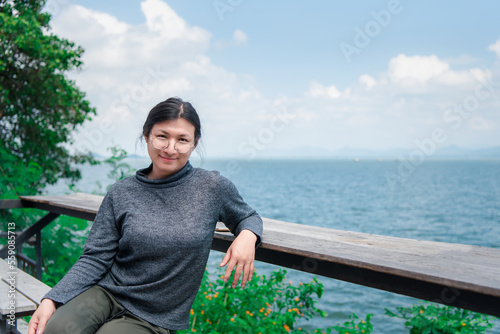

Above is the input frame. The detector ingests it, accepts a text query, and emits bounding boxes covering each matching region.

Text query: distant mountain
[235,145,500,160]
[89,152,148,160]
[90,151,104,159]
[126,153,149,159]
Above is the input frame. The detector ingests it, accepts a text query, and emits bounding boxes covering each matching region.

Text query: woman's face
[145,118,197,179]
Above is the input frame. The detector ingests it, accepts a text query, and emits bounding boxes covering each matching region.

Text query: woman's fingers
[219,229,257,288]
[28,299,56,334]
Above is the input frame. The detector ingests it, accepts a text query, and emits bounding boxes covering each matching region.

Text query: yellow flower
[201,310,204,315]
[231,317,235,322]
[295,297,300,302]
[190,309,194,315]
[462,323,466,326]
[284,324,290,332]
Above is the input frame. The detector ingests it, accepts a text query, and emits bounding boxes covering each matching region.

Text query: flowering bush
[179,268,329,333]
[385,302,495,333]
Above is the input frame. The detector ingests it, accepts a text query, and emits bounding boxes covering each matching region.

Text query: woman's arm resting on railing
[219,229,258,289]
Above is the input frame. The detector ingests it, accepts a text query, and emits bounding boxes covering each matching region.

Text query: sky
[44,0,500,159]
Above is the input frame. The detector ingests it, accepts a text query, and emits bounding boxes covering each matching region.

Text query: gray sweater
[44,162,263,330]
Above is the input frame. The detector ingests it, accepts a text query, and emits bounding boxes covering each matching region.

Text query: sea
[45,158,500,333]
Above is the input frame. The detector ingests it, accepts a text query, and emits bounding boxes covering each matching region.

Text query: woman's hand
[219,229,258,288]
[28,298,57,334]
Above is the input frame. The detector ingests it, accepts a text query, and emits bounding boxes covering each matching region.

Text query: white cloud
[359,74,376,89]
[444,54,480,65]
[489,37,500,59]
[214,29,248,48]
[233,29,248,45]
[79,7,128,35]
[469,116,496,131]
[375,54,490,90]
[299,52,499,150]
[388,54,449,85]
[307,81,341,99]
[141,0,207,42]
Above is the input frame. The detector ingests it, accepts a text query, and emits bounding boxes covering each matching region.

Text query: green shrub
[179,268,328,333]
[385,302,495,333]
[179,267,375,334]
[329,313,374,334]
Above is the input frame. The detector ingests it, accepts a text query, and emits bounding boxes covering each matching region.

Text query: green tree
[0,0,96,195]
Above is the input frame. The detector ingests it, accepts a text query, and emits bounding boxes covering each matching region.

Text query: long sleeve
[43,190,120,304]
[217,175,263,246]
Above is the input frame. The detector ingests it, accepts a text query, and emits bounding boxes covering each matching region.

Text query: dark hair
[142,97,202,144]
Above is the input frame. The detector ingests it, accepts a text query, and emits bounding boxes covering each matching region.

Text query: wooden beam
[211,237,500,317]
[2,193,500,318]
[0,200,25,209]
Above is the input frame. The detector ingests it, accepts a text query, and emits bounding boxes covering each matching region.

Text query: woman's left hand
[219,229,258,288]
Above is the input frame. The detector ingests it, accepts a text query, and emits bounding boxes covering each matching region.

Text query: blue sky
[46,0,500,158]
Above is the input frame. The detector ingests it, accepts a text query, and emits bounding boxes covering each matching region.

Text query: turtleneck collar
[135,161,194,188]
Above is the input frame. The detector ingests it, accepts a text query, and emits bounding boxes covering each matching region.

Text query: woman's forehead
[151,118,195,137]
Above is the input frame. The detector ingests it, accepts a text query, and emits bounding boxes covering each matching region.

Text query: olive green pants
[44,285,175,334]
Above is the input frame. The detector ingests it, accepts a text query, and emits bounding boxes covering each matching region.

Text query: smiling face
[145,118,197,179]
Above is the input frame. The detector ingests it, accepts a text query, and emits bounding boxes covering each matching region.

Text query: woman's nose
[164,140,177,154]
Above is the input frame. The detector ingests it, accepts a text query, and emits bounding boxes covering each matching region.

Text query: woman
[28,97,263,334]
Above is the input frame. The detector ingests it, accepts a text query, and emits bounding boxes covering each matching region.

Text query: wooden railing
[1,193,499,317]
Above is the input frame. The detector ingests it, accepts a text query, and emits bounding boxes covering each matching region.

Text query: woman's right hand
[28,298,57,334]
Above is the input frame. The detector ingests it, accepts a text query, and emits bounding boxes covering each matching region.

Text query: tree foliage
[0,0,96,195]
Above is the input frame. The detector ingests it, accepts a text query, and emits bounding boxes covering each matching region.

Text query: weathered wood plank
[0,259,50,306]
[215,218,500,298]
[0,279,36,317]
[20,193,103,213]
[19,193,101,221]
[0,200,24,209]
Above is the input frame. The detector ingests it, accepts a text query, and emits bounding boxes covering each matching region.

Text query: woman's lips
[160,155,176,161]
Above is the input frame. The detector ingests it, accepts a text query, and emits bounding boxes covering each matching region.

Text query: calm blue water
[46,159,500,333]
